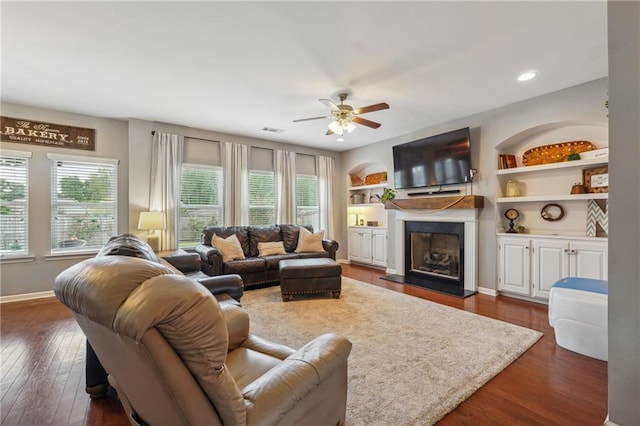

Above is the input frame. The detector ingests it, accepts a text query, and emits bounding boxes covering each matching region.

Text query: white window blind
[0,152,30,257]
[50,156,118,253]
[249,170,275,225]
[180,164,223,247]
[296,174,319,230]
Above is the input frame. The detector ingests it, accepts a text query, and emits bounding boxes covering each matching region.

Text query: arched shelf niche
[494,120,609,237]
[347,161,389,227]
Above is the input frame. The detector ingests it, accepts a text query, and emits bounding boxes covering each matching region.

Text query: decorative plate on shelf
[522,141,596,166]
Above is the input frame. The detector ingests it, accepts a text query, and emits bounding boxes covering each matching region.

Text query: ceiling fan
[293,93,390,136]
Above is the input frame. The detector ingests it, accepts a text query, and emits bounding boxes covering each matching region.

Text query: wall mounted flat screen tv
[392,127,472,190]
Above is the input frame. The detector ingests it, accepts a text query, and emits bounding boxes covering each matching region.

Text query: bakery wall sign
[1,116,95,151]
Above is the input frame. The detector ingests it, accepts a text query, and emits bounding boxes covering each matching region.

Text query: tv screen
[392,127,472,190]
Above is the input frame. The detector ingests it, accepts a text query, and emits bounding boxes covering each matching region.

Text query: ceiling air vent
[262,127,284,133]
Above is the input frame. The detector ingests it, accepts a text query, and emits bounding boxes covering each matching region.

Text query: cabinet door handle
[564,248,570,253]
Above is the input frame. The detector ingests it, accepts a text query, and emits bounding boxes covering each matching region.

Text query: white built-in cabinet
[494,122,609,301]
[371,228,387,267]
[347,161,389,268]
[348,227,387,268]
[497,234,608,300]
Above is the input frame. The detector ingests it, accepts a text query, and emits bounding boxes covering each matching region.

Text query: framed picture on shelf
[583,166,609,193]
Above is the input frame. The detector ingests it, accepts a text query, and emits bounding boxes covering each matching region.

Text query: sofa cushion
[248,226,281,258]
[213,234,246,262]
[224,257,266,275]
[279,224,313,253]
[257,241,286,257]
[296,251,331,260]
[203,226,250,257]
[295,227,326,253]
[261,253,299,270]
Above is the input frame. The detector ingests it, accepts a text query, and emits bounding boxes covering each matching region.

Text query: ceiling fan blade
[352,116,382,129]
[293,115,330,123]
[353,102,390,115]
[319,98,340,112]
[325,128,335,136]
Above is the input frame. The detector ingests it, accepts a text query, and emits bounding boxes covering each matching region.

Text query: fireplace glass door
[410,232,460,280]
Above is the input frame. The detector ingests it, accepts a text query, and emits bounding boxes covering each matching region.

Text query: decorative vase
[506,180,522,197]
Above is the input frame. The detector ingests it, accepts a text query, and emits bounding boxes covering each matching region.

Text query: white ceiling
[1,1,608,152]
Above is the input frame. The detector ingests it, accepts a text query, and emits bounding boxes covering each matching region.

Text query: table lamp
[137,211,166,251]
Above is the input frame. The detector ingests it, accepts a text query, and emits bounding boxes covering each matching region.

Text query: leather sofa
[54,255,352,425]
[195,224,339,289]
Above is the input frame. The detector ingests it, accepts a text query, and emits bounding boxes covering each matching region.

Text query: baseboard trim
[605,414,620,426]
[477,286,498,296]
[1,290,56,304]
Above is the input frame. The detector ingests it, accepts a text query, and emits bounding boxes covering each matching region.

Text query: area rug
[241,277,542,425]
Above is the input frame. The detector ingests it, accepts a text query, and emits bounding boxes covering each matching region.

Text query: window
[0,151,31,257]
[249,170,275,225]
[296,174,319,230]
[179,164,223,247]
[49,154,118,253]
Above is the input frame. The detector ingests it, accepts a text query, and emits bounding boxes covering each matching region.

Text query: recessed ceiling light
[336,137,344,142]
[517,71,537,82]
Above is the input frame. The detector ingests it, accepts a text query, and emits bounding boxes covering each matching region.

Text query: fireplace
[384,207,479,298]
[405,221,465,293]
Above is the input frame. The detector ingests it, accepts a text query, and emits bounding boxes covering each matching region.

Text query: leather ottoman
[279,258,342,301]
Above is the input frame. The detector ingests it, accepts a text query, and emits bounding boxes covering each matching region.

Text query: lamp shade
[137,211,166,230]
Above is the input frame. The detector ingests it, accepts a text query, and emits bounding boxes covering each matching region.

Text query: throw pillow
[257,241,286,257]
[295,227,326,253]
[213,233,246,262]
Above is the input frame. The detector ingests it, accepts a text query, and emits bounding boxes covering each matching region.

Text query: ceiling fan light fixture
[328,120,344,135]
[344,121,356,133]
[328,118,356,135]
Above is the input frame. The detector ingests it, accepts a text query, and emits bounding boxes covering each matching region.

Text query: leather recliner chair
[55,255,352,426]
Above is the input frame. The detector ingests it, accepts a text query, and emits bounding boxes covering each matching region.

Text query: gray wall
[340,78,609,290]
[608,1,640,424]
[0,103,129,296]
[0,108,342,297]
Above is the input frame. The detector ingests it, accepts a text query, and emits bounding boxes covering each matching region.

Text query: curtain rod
[150,131,219,143]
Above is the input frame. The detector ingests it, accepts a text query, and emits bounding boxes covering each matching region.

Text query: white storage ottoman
[548,277,608,361]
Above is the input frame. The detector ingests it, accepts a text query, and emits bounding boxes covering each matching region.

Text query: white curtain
[222,142,249,226]
[275,149,296,224]
[317,155,335,238]
[149,131,184,250]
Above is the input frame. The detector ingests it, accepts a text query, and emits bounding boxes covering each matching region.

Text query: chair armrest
[160,251,200,273]
[322,239,339,260]
[241,334,296,360]
[242,333,352,423]
[195,244,223,276]
[198,274,244,302]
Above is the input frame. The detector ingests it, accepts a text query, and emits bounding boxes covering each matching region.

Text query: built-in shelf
[349,203,385,207]
[497,193,608,203]
[496,157,608,176]
[348,183,388,191]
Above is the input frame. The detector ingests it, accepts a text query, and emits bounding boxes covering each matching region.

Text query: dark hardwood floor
[1,263,607,425]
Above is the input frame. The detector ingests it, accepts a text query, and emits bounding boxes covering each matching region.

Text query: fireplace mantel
[384,195,484,210]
